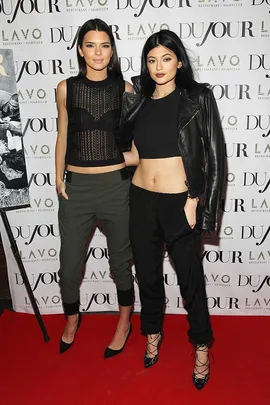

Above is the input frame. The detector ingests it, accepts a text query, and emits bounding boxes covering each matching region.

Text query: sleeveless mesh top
[65,75,125,167]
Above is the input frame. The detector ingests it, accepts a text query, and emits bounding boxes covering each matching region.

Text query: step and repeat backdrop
[0,0,269,315]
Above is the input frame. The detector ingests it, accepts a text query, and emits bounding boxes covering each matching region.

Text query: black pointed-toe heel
[104,324,132,359]
[60,312,82,354]
[192,344,210,390]
[144,331,164,368]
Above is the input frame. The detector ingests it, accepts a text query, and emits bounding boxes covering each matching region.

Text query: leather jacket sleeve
[118,78,145,151]
[201,88,225,231]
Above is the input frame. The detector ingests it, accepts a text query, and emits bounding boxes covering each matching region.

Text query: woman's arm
[55,80,68,200]
[125,81,134,93]
[123,140,139,166]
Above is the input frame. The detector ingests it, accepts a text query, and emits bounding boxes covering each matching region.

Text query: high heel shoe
[192,344,210,390]
[144,331,164,368]
[59,312,82,354]
[104,324,132,359]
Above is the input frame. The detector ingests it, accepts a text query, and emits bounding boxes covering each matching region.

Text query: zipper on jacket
[201,136,207,174]
[177,108,200,196]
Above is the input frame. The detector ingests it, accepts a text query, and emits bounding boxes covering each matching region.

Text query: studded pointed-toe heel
[104,324,132,359]
[192,344,210,390]
[60,312,82,354]
[144,331,164,368]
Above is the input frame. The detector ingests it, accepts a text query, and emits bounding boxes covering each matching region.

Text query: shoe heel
[144,331,164,368]
[60,312,82,354]
[104,324,132,359]
[192,344,210,390]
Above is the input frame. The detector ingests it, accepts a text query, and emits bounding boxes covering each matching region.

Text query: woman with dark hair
[119,29,224,390]
[55,18,134,356]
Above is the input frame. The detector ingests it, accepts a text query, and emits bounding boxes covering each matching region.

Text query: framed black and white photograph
[0,49,30,209]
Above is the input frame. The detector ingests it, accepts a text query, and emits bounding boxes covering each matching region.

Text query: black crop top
[65,76,125,167]
[133,89,181,159]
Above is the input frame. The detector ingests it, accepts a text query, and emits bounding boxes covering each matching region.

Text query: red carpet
[0,311,269,405]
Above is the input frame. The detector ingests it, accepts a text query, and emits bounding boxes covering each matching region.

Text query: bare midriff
[132,156,188,193]
[66,162,126,174]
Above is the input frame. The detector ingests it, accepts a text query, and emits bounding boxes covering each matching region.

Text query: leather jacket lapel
[177,94,201,134]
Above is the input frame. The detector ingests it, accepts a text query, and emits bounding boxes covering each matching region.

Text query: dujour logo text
[15,60,64,83]
[207,297,240,310]
[28,172,55,187]
[117,0,191,17]
[238,275,270,293]
[246,115,270,137]
[220,198,245,212]
[251,0,270,5]
[241,225,270,246]
[11,224,59,245]
[179,21,254,47]
[202,250,243,263]
[0,0,60,24]
[50,25,120,49]
[22,118,57,136]
[210,84,251,100]
[225,143,248,158]
[15,271,59,291]
[249,54,270,75]
[81,293,117,311]
[243,172,270,193]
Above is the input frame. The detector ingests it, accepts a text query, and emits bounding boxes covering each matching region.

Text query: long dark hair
[140,29,195,97]
[76,19,123,80]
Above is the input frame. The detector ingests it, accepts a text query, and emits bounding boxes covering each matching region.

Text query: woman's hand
[57,180,68,200]
[184,198,198,228]
[123,140,139,166]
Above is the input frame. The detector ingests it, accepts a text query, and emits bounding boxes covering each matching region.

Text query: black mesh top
[65,75,125,167]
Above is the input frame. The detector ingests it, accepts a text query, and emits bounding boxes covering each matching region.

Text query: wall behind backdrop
[0,0,269,315]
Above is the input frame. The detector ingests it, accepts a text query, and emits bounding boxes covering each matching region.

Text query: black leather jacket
[118,76,225,231]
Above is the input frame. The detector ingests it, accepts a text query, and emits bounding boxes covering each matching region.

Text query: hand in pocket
[57,180,68,200]
[184,199,198,229]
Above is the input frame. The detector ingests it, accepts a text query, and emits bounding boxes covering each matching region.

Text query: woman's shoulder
[186,80,210,95]
[57,76,79,91]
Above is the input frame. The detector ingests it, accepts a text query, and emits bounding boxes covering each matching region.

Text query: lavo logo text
[117,0,191,17]
[0,0,60,24]
[179,21,254,47]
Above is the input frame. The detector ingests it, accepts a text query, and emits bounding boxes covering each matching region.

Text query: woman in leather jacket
[119,30,225,390]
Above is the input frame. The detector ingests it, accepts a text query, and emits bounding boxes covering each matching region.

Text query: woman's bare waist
[132,157,188,193]
[66,162,125,174]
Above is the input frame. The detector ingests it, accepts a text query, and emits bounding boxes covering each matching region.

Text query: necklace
[151,86,176,100]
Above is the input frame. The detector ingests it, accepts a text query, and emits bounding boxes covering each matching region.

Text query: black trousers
[129,184,212,345]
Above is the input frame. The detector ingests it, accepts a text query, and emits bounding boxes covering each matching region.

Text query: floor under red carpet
[0,311,269,405]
